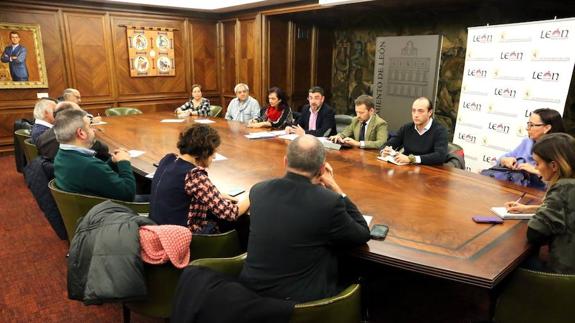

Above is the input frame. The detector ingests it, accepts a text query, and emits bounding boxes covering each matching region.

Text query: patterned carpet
[0,156,159,323]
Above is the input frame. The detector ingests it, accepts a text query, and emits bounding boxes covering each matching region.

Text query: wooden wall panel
[64,12,114,102]
[267,18,289,94]
[238,19,257,100]
[190,21,219,93]
[221,20,237,96]
[110,15,187,99]
[292,23,312,112]
[316,27,333,104]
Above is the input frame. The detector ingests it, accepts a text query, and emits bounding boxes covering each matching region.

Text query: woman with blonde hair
[506,133,575,273]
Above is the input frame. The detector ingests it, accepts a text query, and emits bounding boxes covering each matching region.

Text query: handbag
[480,158,546,190]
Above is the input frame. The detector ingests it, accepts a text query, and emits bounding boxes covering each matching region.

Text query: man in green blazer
[329,95,388,149]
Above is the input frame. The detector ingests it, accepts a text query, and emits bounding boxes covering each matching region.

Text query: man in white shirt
[30,98,57,144]
[225,83,261,123]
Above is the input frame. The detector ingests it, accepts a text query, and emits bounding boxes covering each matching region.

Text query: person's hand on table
[111,148,130,162]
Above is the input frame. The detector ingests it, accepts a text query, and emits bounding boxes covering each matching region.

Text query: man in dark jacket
[286,86,337,137]
[68,201,155,304]
[240,135,370,303]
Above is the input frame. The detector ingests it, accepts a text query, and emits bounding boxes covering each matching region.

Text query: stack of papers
[278,134,299,141]
[491,207,534,220]
[194,119,215,124]
[161,119,186,123]
[128,150,145,158]
[377,155,408,166]
[317,137,341,150]
[244,130,287,139]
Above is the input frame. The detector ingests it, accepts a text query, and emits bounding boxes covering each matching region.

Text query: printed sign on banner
[454,18,575,173]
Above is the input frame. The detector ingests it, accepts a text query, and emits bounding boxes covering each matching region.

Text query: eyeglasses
[526,122,545,128]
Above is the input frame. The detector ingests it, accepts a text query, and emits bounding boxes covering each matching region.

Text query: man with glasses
[36,101,110,162]
[53,109,135,202]
[225,83,261,123]
[286,86,336,137]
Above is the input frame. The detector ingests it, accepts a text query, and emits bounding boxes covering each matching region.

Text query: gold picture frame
[0,23,48,89]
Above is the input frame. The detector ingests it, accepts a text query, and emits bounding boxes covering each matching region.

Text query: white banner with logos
[453,18,575,173]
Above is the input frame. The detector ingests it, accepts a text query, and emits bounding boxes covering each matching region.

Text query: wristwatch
[408,154,416,164]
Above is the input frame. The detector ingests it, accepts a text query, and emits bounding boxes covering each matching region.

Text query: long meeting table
[95,111,544,289]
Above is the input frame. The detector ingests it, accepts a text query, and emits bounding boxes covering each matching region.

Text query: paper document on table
[128,150,145,158]
[91,121,108,126]
[491,207,534,220]
[377,155,408,166]
[161,119,185,123]
[145,172,155,179]
[194,119,215,124]
[214,153,227,161]
[363,215,373,226]
[278,134,299,141]
[317,137,341,150]
[245,132,278,139]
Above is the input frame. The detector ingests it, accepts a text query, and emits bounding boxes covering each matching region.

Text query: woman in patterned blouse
[149,124,250,233]
[175,84,211,117]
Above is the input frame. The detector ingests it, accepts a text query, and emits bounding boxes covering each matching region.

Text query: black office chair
[335,114,353,134]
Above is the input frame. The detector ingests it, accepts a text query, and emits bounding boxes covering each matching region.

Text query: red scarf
[266,105,283,122]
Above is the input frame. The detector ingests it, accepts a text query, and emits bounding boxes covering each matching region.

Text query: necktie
[359,121,367,142]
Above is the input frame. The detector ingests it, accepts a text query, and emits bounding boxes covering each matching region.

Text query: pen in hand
[514,192,527,204]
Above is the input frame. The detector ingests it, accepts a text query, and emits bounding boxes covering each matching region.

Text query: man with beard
[53,109,135,201]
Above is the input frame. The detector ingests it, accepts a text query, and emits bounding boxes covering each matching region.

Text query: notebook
[377,155,408,166]
[490,207,534,220]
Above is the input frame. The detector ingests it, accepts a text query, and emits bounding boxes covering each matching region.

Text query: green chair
[105,107,143,116]
[47,179,149,241]
[494,267,575,323]
[14,128,31,163]
[209,105,223,117]
[191,254,362,323]
[123,230,242,322]
[23,138,39,162]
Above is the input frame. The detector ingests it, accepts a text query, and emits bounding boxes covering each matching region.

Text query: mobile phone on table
[370,224,389,240]
[228,188,245,197]
[472,216,504,224]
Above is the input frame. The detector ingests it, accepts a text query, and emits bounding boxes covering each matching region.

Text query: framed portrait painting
[0,23,48,89]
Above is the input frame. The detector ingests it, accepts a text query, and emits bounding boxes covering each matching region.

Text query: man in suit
[1,31,29,81]
[286,86,336,137]
[329,94,388,149]
[380,97,448,165]
[240,135,370,303]
[30,98,57,144]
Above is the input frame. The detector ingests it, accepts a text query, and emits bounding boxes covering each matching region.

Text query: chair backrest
[14,128,31,162]
[105,107,143,117]
[494,267,575,323]
[124,230,243,320]
[444,142,465,169]
[191,254,362,323]
[209,105,223,117]
[47,179,149,241]
[23,138,39,163]
[335,114,353,134]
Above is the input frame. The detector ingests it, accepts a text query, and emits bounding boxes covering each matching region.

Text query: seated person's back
[149,124,250,233]
[240,135,370,302]
[53,109,135,201]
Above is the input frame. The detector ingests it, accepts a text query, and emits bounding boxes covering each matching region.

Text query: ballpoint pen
[514,192,527,204]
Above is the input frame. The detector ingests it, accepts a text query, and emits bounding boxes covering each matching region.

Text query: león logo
[457,133,477,143]
[532,70,559,81]
[540,28,569,39]
[488,122,510,134]
[461,101,482,112]
[500,51,524,61]
[494,88,516,98]
[467,68,487,78]
[472,34,493,43]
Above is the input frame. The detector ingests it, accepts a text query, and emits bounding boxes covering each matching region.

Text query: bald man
[380,97,448,165]
[240,135,370,303]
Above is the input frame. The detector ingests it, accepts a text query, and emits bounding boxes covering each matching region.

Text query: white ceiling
[87,0,304,12]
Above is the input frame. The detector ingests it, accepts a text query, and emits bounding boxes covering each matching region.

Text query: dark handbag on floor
[480,158,546,190]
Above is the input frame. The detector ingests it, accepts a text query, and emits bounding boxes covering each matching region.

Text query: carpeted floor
[0,156,159,322]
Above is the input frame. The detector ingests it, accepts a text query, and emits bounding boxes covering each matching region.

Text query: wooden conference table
[96,112,543,289]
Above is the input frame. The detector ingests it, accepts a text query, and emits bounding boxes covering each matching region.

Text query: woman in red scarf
[248,87,293,129]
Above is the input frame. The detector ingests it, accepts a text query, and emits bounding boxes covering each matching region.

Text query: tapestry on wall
[126,26,175,77]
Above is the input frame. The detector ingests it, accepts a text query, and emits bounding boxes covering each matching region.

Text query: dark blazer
[30,123,50,144]
[296,103,337,137]
[240,172,370,303]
